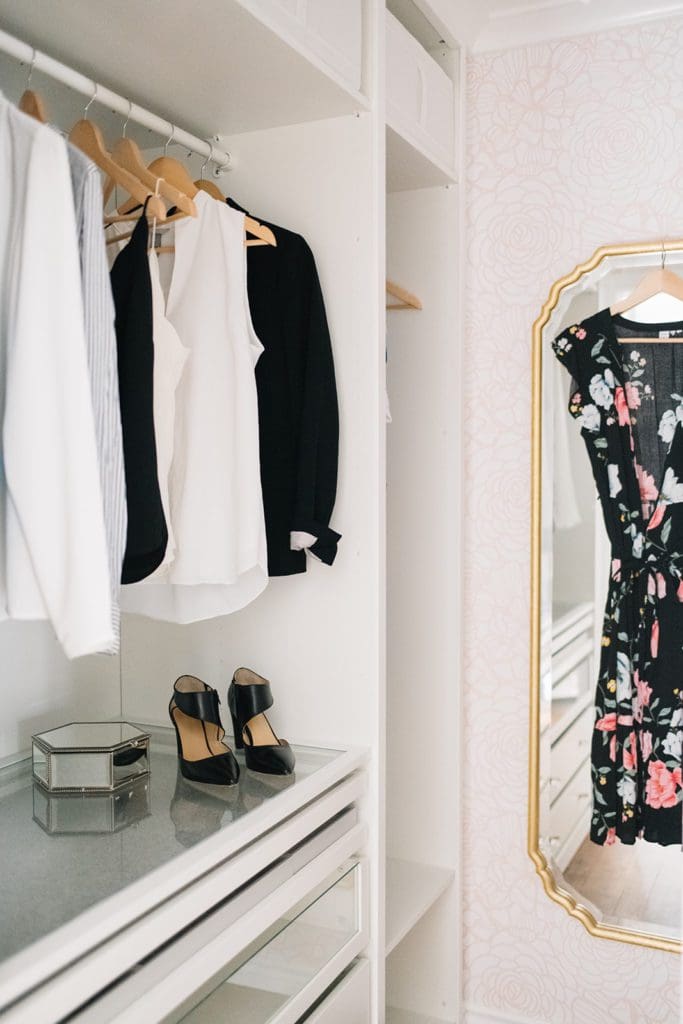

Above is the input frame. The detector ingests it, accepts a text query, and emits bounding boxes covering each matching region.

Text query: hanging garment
[554,309,683,846]
[227,199,341,575]
[0,94,113,657]
[67,144,127,650]
[122,190,268,621]
[110,203,168,584]
[142,250,188,575]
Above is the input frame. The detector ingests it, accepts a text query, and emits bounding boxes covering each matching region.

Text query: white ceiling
[402,0,683,51]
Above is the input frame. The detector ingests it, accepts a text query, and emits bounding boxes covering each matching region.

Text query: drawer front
[550,704,593,796]
[67,829,368,1024]
[302,959,370,1023]
[548,758,591,854]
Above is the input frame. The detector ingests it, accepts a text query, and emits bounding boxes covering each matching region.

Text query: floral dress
[553,309,683,847]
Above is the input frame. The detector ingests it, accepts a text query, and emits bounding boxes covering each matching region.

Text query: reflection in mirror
[534,246,683,950]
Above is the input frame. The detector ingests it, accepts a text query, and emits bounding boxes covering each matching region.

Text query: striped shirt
[67,145,127,653]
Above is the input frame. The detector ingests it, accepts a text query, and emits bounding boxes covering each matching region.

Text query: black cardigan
[229,200,341,575]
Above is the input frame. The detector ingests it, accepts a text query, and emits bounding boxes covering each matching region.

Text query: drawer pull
[577,792,589,800]
[547,835,561,845]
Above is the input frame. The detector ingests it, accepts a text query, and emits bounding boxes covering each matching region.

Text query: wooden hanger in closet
[104,136,197,220]
[70,88,166,224]
[18,52,48,124]
[611,248,683,342]
[116,149,276,249]
[386,279,422,311]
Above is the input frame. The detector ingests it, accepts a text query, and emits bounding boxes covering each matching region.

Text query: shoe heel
[231,711,244,749]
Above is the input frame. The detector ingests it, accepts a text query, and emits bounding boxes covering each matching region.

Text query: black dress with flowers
[553,309,683,847]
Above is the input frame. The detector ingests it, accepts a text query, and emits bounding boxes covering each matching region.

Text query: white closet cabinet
[0,2,464,1022]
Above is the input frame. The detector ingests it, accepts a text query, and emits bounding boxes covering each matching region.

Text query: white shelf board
[387,125,457,193]
[387,1008,450,1024]
[0,0,369,139]
[385,858,454,956]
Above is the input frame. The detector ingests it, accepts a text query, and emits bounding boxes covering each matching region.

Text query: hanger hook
[26,48,37,90]
[83,82,98,120]
[199,143,214,181]
[164,123,176,157]
[122,98,132,138]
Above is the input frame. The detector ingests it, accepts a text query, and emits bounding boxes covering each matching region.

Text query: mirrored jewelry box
[32,722,150,793]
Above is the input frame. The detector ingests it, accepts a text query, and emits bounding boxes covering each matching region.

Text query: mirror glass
[537,249,683,946]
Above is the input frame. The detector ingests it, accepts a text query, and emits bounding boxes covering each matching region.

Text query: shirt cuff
[290,521,341,566]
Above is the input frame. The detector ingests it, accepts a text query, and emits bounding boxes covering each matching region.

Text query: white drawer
[68,824,368,1024]
[247,0,363,92]
[302,959,370,1023]
[548,758,591,853]
[385,10,455,172]
[549,704,593,796]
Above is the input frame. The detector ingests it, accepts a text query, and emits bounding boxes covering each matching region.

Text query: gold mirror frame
[529,239,683,955]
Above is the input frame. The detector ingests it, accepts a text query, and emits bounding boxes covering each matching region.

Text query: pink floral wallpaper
[465,17,683,1023]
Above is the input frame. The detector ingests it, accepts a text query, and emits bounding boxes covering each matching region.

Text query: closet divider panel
[385,184,461,1022]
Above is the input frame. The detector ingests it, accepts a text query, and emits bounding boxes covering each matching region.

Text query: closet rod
[0,28,232,174]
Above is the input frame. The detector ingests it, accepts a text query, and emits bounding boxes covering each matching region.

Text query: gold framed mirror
[529,240,683,954]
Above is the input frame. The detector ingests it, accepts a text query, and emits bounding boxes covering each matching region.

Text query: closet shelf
[385,858,454,956]
[0,0,369,138]
[386,1007,451,1024]
[386,125,457,193]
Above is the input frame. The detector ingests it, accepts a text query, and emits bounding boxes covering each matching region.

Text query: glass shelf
[0,726,343,966]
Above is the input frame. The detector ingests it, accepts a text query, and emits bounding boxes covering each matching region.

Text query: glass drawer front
[179,861,360,1023]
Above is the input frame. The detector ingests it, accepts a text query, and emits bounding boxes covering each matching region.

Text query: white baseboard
[464,1005,549,1024]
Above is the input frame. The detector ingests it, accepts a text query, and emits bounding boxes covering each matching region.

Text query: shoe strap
[174,683,222,728]
[233,679,273,723]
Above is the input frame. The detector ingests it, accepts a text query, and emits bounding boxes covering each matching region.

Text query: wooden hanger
[105,138,197,219]
[18,52,48,124]
[386,279,422,311]
[611,252,683,341]
[117,154,276,248]
[19,89,48,123]
[70,118,166,223]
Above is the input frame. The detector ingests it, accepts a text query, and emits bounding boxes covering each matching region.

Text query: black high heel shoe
[169,675,240,785]
[228,668,295,776]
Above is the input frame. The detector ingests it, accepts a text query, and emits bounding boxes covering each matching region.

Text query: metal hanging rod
[0,27,231,174]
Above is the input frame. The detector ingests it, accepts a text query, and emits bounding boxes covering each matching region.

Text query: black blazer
[230,200,341,575]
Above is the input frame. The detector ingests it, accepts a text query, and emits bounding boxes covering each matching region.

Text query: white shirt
[122,191,268,621]
[0,95,114,657]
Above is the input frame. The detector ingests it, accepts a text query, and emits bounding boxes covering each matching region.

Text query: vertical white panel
[385,183,460,1021]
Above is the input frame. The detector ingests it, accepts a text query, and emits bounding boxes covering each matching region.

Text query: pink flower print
[635,463,658,503]
[625,381,641,409]
[650,617,660,659]
[640,730,653,761]
[617,714,633,726]
[647,503,666,532]
[635,672,652,708]
[648,572,667,599]
[623,731,638,771]
[604,827,618,846]
[645,761,682,809]
[609,734,617,762]
[596,712,617,732]
[678,579,683,603]
[614,386,631,428]
[611,558,621,580]
[576,328,586,340]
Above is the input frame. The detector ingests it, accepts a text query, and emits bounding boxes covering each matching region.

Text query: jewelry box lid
[32,722,150,753]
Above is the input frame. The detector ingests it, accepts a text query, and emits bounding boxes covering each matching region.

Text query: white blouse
[122,191,268,621]
[0,95,114,657]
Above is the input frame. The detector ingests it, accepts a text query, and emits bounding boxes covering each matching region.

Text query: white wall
[465,15,682,1023]
[120,113,383,755]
